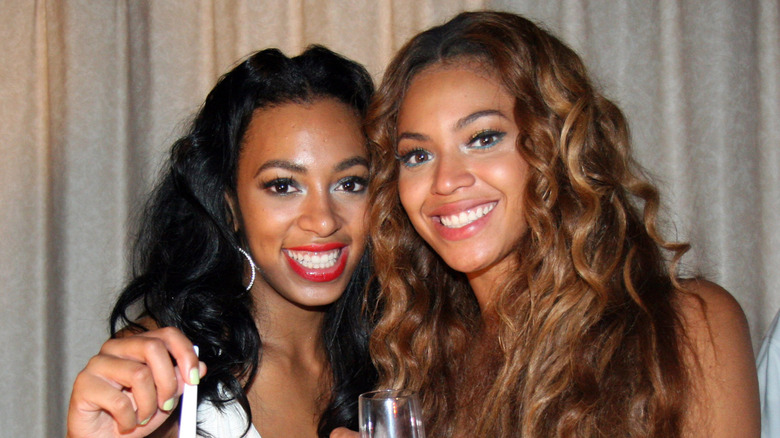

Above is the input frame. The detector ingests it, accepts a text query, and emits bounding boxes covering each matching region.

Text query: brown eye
[469,130,505,149]
[273,181,290,193]
[336,176,367,193]
[398,148,432,167]
[263,177,300,195]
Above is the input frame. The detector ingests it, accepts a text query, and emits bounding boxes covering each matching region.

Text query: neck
[253,287,328,366]
[466,260,513,314]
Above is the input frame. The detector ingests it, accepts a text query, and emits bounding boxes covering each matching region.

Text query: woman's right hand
[330,427,359,438]
[66,327,206,438]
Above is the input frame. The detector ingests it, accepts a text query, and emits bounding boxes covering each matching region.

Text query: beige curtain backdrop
[1,0,777,435]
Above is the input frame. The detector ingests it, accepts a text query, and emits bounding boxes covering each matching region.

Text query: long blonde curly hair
[366,11,695,437]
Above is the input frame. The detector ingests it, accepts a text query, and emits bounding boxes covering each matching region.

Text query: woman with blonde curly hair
[333,10,759,438]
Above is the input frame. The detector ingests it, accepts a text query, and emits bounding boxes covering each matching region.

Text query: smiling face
[233,98,368,309]
[396,62,529,300]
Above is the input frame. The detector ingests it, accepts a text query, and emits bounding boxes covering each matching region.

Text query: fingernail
[189,367,200,385]
[163,397,176,411]
[139,416,151,426]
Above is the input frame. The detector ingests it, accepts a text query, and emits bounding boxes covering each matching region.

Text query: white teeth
[439,203,495,229]
[286,249,341,269]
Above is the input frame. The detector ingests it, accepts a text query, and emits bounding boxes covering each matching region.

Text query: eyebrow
[397,109,510,143]
[455,109,508,130]
[397,132,430,142]
[334,156,369,173]
[255,160,307,178]
[254,155,368,178]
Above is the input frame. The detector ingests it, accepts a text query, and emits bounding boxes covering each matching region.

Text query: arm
[66,327,205,438]
[678,279,760,437]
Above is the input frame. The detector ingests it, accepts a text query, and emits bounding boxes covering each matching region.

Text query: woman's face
[396,63,529,292]
[234,98,368,309]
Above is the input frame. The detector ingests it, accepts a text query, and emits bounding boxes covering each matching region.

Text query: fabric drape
[1,1,777,435]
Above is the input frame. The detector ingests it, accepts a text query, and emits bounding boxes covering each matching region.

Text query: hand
[66,327,206,438]
[330,427,359,438]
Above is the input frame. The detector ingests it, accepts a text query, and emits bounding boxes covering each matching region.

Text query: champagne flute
[359,389,425,438]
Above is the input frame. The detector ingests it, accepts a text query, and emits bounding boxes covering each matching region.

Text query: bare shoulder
[675,279,752,343]
[676,279,760,437]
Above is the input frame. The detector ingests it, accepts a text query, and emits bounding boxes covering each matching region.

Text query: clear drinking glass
[358,389,425,438]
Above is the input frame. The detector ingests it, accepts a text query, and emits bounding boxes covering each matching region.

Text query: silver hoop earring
[237,247,257,291]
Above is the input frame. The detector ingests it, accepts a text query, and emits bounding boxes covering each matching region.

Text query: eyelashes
[261,175,368,195]
[396,148,431,167]
[336,176,368,193]
[468,129,505,149]
[263,177,298,195]
[396,129,507,168]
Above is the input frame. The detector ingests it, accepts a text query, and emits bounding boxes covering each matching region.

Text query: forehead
[241,98,366,165]
[398,61,514,127]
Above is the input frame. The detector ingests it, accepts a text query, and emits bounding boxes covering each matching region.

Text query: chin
[435,247,492,273]
[297,283,350,306]
[441,259,484,275]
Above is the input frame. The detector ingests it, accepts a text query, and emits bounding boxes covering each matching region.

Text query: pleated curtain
[0,1,777,435]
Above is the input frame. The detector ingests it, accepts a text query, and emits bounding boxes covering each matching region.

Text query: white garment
[197,397,262,438]
[758,310,780,438]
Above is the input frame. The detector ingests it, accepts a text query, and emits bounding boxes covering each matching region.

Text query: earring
[237,247,257,291]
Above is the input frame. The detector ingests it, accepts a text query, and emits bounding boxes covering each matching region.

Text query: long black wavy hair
[109,45,377,437]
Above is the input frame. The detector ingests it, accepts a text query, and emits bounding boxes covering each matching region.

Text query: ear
[224,192,241,233]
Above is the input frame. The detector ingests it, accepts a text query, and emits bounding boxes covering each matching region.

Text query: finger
[70,370,141,433]
[138,327,202,386]
[199,360,208,381]
[102,326,201,396]
[99,335,180,410]
[83,354,161,426]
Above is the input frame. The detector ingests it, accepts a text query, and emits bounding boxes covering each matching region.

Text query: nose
[297,190,341,237]
[431,153,475,195]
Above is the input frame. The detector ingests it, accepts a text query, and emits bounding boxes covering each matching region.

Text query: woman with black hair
[66,46,377,438]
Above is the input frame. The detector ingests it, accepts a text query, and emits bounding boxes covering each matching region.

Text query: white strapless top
[197,397,261,438]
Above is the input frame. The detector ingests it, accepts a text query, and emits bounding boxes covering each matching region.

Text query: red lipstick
[286,242,345,252]
[284,244,348,283]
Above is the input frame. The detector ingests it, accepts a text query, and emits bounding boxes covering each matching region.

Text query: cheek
[397,174,422,216]
[239,198,296,243]
[350,206,369,238]
[397,178,433,243]
[242,211,279,249]
[337,197,369,235]
[480,154,529,200]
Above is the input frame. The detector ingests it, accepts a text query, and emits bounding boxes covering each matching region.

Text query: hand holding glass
[359,389,425,438]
